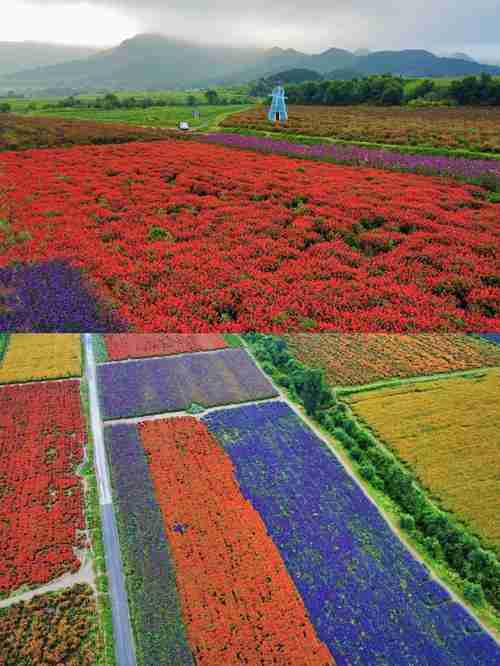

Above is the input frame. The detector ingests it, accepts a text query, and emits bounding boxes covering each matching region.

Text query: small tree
[186,94,197,106]
[0,103,11,113]
[204,89,219,105]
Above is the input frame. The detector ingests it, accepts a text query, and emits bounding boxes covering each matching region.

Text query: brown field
[347,368,500,549]
[221,105,500,153]
[0,113,181,151]
[285,334,500,387]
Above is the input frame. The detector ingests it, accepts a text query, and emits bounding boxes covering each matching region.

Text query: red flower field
[0,379,86,595]
[1,139,499,331]
[140,417,333,664]
[104,333,228,360]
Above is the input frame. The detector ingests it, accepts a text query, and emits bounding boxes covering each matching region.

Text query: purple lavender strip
[204,401,500,666]
[0,260,126,332]
[97,348,278,420]
[203,132,500,182]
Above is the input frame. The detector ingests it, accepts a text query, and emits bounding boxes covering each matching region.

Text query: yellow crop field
[0,334,81,383]
[347,369,500,549]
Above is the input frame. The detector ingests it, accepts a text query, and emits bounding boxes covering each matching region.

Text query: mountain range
[0,41,100,77]
[1,34,499,93]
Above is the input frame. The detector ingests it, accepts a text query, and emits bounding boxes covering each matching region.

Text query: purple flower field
[203,132,500,183]
[0,260,125,332]
[204,401,500,666]
[97,348,278,420]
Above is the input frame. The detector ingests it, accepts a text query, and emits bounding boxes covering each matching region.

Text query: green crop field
[7,103,251,129]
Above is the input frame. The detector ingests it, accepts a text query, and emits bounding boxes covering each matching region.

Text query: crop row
[103,423,192,666]
[284,333,500,386]
[221,104,500,154]
[0,379,86,595]
[1,139,498,331]
[138,417,333,664]
[0,584,100,666]
[104,333,228,361]
[203,401,500,665]
[0,333,81,384]
[97,348,278,420]
[347,368,500,550]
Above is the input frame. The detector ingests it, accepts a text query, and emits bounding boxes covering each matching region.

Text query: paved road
[83,334,136,666]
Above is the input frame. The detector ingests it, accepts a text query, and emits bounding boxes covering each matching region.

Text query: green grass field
[10,104,249,129]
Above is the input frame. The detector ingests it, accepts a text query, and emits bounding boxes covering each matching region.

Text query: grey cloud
[24,1,500,56]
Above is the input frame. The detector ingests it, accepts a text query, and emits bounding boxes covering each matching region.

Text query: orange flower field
[285,333,500,386]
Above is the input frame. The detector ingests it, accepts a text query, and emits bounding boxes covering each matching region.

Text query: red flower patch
[1,139,498,331]
[0,379,86,594]
[105,333,228,360]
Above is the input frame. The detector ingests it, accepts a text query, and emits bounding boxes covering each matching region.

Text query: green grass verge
[335,366,491,396]
[93,334,109,364]
[0,334,9,363]
[223,333,244,348]
[79,347,116,666]
[243,333,500,637]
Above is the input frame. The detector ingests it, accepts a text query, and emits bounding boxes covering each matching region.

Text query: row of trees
[271,72,500,106]
[42,90,248,111]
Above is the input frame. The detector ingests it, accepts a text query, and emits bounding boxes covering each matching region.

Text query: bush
[463,581,485,606]
[0,103,11,113]
[400,514,416,532]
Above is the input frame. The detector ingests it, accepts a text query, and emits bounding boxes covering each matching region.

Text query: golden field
[347,369,500,549]
[0,334,81,383]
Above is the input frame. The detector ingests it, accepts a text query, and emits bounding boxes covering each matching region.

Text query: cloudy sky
[3,0,500,61]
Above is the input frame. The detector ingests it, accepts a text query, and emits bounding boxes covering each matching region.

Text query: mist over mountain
[0,41,100,77]
[1,34,499,93]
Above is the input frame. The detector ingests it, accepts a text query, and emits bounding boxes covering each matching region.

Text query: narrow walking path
[83,334,137,666]
[0,556,94,609]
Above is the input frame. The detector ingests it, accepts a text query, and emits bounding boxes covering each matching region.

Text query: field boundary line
[335,365,499,395]
[102,394,283,426]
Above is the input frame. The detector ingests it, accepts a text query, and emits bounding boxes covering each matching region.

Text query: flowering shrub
[284,333,500,386]
[0,584,100,665]
[97,348,278,420]
[104,423,193,666]
[105,333,227,361]
[203,401,500,665]
[0,333,81,384]
[139,416,333,664]
[221,105,500,154]
[347,368,500,549]
[0,379,86,595]
[1,140,499,331]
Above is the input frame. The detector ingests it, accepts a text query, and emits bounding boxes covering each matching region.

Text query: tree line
[253,72,500,106]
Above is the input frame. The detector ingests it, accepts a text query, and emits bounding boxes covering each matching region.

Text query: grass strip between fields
[243,333,500,638]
